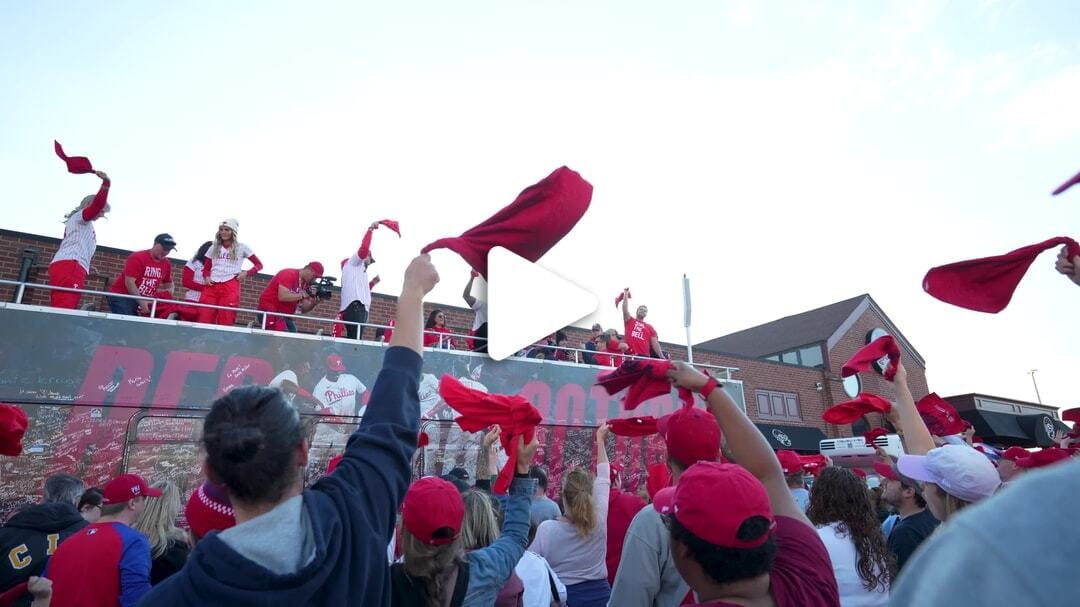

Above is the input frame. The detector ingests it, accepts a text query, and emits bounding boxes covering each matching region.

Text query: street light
[1028,369,1043,405]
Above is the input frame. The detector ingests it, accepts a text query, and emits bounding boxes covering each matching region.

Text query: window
[756,389,800,422]
[762,344,824,369]
[780,351,799,365]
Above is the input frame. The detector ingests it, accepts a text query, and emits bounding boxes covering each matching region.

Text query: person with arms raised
[48,170,110,309]
[620,290,663,359]
[140,254,439,605]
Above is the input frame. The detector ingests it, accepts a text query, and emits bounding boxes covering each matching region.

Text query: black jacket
[0,502,88,605]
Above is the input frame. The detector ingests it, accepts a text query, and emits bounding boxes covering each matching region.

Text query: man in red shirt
[620,289,664,358]
[256,262,324,332]
[663,363,840,607]
[45,474,161,607]
[106,234,176,317]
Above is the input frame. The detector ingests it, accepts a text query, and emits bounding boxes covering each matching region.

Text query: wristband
[700,377,719,399]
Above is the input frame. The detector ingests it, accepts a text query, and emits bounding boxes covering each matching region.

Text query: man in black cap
[106,234,177,316]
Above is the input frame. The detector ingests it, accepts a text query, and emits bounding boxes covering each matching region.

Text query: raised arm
[81,171,111,221]
[594,423,611,527]
[358,223,377,260]
[668,362,811,526]
[463,437,539,605]
[462,273,478,308]
[890,363,935,456]
[1056,246,1080,286]
[621,288,632,323]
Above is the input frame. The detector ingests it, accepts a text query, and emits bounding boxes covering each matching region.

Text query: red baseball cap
[1000,446,1030,461]
[872,461,899,481]
[652,486,676,515]
[402,477,465,545]
[916,393,966,437]
[673,462,773,549]
[102,474,162,505]
[775,450,804,475]
[658,407,721,467]
[326,354,346,372]
[307,261,325,277]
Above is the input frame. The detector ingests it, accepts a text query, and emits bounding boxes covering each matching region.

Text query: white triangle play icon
[486,247,598,361]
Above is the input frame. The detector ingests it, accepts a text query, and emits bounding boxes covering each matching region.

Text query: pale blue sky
[2,1,1079,408]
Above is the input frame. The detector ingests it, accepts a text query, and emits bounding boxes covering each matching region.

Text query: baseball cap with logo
[102,474,162,505]
[306,261,324,277]
[898,445,1000,503]
[402,477,466,545]
[672,461,774,549]
[657,407,721,467]
[652,486,676,515]
[154,233,178,251]
[326,354,346,372]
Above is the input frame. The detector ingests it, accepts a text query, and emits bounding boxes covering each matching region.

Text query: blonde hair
[209,225,239,261]
[133,480,186,559]
[401,528,465,607]
[63,195,110,221]
[562,467,597,536]
[932,485,971,521]
[461,490,499,550]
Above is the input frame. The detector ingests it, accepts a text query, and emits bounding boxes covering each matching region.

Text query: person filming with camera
[257,261,326,332]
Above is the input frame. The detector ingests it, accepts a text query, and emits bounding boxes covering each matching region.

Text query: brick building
[2,229,935,451]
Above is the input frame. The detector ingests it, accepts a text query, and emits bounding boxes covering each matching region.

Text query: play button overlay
[486,247,598,361]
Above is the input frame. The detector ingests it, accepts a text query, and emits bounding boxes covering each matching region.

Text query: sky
[2,0,1079,409]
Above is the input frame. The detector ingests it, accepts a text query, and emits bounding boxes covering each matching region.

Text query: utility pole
[1028,369,1043,404]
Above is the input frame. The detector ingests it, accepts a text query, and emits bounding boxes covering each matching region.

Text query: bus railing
[0,279,739,377]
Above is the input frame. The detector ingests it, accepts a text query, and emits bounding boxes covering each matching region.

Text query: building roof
[695,295,868,358]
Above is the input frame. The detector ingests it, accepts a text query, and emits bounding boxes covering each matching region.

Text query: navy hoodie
[139,346,421,606]
[0,502,88,606]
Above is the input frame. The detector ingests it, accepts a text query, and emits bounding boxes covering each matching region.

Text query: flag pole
[683,274,694,365]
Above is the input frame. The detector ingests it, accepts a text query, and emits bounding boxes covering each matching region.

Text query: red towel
[595,359,693,411]
[377,219,401,236]
[645,463,671,499]
[822,393,892,425]
[1052,168,1080,196]
[615,289,631,307]
[421,167,593,279]
[54,140,94,174]
[0,403,28,456]
[923,237,1080,313]
[608,416,660,437]
[916,393,966,436]
[842,336,901,381]
[1061,407,1080,424]
[439,375,542,494]
[863,427,890,447]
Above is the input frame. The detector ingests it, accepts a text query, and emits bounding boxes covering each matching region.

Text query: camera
[307,276,337,301]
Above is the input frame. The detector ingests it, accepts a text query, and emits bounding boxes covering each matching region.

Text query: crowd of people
[4,161,1079,606]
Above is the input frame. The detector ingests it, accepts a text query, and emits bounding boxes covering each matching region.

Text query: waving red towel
[377,219,401,236]
[0,403,28,457]
[439,375,542,494]
[1061,407,1080,424]
[595,359,694,410]
[916,393,966,436]
[54,140,94,174]
[1052,168,1080,196]
[863,427,890,447]
[842,336,901,381]
[421,167,593,279]
[608,416,660,437]
[799,454,828,473]
[615,289,631,307]
[923,237,1080,313]
[822,393,892,425]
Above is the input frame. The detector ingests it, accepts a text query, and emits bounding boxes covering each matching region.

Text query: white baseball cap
[897,444,1000,503]
[220,218,239,232]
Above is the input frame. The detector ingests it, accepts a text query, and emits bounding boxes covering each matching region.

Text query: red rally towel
[615,289,631,307]
[608,416,660,437]
[916,393,966,436]
[595,359,693,410]
[863,427,890,447]
[1061,407,1080,424]
[822,393,892,425]
[439,375,542,494]
[420,166,593,279]
[842,336,901,381]
[1052,168,1080,196]
[54,140,94,174]
[377,219,401,236]
[923,237,1080,313]
[0,403,29,456]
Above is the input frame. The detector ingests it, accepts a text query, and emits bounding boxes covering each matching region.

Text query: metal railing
[0,279,739,377]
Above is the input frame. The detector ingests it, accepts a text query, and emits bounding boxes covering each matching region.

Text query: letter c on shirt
[8,544,30,569]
